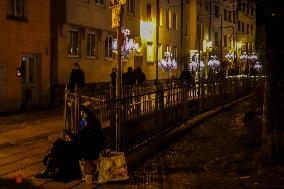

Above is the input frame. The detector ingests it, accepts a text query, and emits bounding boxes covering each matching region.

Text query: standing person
[122,67,135,87]
[179,67,193,84]
[135,66,146,85]
[110,67,117,88]
[35,105,104,182]
[68,62,85,92]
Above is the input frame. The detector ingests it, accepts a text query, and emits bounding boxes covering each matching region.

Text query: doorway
[21,54,40,111]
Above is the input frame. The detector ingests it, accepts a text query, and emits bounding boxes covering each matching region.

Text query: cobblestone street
[1,97,283,189]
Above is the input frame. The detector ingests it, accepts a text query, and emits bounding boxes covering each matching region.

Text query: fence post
[155,82,164,132]
[64,84,68,135]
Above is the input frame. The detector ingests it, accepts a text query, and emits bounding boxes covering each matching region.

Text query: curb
[126,94,252,165]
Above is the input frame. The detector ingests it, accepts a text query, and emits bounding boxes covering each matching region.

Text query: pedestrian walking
[68,62,85,92]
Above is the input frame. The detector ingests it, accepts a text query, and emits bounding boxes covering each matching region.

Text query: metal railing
[64,77,258,153]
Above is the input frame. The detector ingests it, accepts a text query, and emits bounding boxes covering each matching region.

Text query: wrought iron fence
[64,77,257,153]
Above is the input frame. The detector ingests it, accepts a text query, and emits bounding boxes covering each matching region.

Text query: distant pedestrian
[110,67,117,88]
[179,67,193,84]
[122,67,135,87]
[134,66,146,84]
[68,62,85,92]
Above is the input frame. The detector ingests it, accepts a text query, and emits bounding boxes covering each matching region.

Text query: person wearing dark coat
[180,67,193,84]
[35,105,104,181]
[110,67,117,88]
[122,67,136,86]
[135,66,146,84]
[68,62,85,91]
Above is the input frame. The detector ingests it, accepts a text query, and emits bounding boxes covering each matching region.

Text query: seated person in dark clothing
[35,105,104,181]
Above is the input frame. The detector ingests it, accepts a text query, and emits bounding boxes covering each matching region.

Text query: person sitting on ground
[35,105,104,182]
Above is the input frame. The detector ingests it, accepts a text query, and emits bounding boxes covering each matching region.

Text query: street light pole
[155,0,159,83]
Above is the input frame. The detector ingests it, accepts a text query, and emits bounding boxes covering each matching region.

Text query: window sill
[104,57,114,62]
[6,15,28,22]
[67,54,80,58]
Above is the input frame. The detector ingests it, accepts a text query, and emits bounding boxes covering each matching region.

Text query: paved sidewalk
[0,95,253,189]
[0,107,64,147]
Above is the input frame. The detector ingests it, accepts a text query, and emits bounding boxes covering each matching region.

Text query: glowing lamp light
[240,52,249,62]
[248,52,258,62]
[254,61,262,71]
[158,51,177,72]
[208,55,220,69]
[225,51,235,62]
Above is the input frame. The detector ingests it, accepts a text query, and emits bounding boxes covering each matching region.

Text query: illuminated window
[68,29,80,56]
[159,8,163,26]
[158,43,163,61]
[166,11,172,29]
[105,36,114,59]
[6,0,27,21]
[87,32,98,58]
[147,42,154,62]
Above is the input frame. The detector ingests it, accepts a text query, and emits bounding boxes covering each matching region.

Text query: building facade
[187,0,256,77]
[0,0,51,112]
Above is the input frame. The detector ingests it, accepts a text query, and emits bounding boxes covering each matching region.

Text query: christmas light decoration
[112,27,140,58]
[208,55,220,69]
[158,51,177,72]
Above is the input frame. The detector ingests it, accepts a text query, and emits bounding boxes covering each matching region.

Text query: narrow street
[1,97,282,189]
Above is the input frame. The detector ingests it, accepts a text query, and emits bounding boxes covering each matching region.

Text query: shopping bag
[79,159,97,181]
[97,151,129,184]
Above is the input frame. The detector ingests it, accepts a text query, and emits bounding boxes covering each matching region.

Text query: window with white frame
[105,35,113,59]
[127,0,134,14]
[7,0,27,20]
[68,29,80,56]
[87,32,98,58]
[147,42,154,62]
